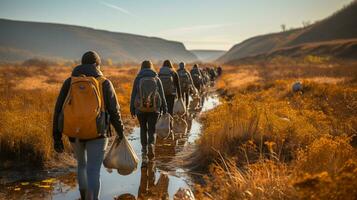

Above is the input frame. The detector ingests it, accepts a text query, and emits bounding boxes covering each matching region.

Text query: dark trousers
[137,112,159,147]
[182,91,189,108]
[165,95,176,116]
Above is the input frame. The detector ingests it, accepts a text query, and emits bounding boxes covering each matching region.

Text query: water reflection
[138,162,169,200]
[0,94,220,200]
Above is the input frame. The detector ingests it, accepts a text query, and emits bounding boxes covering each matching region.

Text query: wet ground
[0,94,220,200]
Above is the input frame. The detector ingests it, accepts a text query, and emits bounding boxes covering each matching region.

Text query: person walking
[177,62,196,109]
[53,51,124,200]
[217,66,222,77]
[130,60,167,164]
[209,67,217,82]
[190,64,204,94]
[158,60,181,115]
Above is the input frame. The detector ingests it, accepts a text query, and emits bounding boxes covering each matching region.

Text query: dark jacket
[130,68,168,115]
[177,67,195,94]
[190,67,204,88]
[53,64,124,142]
[158,66,182,98]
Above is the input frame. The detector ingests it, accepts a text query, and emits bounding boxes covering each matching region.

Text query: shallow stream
[0,95,220,200]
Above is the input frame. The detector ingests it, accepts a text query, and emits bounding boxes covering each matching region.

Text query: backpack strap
[96,76,107,112]
[61,77,73,111]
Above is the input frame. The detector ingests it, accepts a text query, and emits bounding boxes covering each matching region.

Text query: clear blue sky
[0,0,353,50]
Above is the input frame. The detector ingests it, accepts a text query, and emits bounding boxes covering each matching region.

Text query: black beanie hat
[81,51,101,66]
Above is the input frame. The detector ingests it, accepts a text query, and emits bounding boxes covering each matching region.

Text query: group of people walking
[52,51,221,200]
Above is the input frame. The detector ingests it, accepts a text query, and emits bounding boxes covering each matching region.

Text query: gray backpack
[178,70,191,92]
[159,67,175,95]
[136,77,162,112]
[191,68,202,86]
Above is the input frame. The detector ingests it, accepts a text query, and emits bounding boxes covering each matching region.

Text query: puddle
[0,94,220,200]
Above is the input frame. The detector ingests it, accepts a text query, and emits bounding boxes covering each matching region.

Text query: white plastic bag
[103,137,139,175]
[173,98,186,116]
[174,188,195,200]
[190,95,201,111]
[173,117,188,134]
[156,113,172,139]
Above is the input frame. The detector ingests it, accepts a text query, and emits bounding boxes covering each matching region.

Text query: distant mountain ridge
[218,1,357,64]
[0,19,198,63]
[190,50,226,62]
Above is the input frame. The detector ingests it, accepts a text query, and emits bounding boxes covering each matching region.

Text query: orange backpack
[61,76,108,139]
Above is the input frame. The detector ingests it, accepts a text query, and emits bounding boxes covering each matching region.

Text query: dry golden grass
[0,65,137,168]
[191,59,357,199]
[195,160,296,200]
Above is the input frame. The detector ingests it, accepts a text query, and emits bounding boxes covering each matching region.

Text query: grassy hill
[0,19,198,64]
[218,1,357,64]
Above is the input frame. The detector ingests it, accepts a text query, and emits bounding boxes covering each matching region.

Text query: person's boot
[142,155,148,168]
[79,189,86,200]
[141,146,148,168]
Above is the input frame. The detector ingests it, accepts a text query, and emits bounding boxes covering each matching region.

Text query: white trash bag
[190,94,201,111]
[173,117,188,134]
[173,98,186,116]
[103,136,139,175]
[156,113,172,139]
[174,188,195,200]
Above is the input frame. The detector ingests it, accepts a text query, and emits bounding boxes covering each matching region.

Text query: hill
[218,1,357,64]
[190,50,226,62]
[0,19,198,63]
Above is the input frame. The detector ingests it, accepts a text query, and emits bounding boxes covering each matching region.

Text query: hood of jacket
[179,65,185,70]
[177,67,187,72]
[137,68,158,78]
[71,64,103,77]
[137,69,158,78]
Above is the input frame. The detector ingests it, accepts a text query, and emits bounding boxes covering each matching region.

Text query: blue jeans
[71,138,108,200]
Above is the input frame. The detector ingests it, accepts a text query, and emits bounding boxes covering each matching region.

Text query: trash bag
[189,95,201,112]
[103,137,139,175]
[173,117,188,134]
[114,193,136,200]
[156,113,172,139]
[174,188,195,200]
[173,98,186,116]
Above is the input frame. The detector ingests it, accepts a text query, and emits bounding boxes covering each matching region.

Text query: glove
[54,140,64,153]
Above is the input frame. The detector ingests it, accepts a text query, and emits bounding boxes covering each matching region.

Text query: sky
[0,0,353,50]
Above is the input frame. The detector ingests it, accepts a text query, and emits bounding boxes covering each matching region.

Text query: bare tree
[281,24,286,32]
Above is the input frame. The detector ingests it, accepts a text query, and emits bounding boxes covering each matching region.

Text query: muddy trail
[0,94,220,200]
